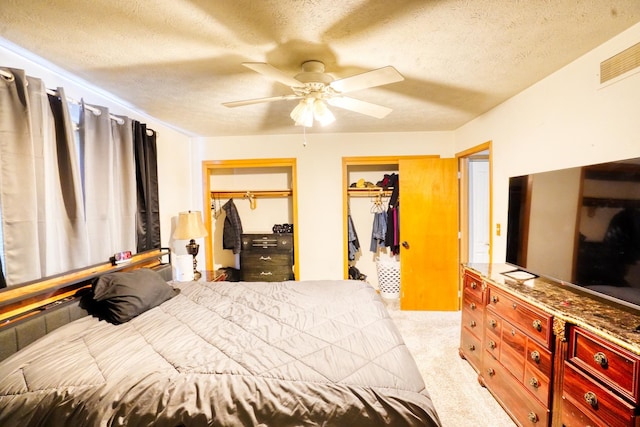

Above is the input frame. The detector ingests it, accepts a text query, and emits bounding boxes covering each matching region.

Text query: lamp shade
[173,211,208,240]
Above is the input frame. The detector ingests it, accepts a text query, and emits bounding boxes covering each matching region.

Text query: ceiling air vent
[600,41,640,84]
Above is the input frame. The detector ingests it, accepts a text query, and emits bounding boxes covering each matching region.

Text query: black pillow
[92,268,180,324]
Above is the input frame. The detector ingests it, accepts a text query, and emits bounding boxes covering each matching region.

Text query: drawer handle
[529,377,539,389]
[469,320,477,328]
[593,352,608,368]
[260,272,273,276]
[488,319,497,328]
[259,256,272,260]
[527,412,538,423]
[487,368,495,377]
[470,302,476,310]
[584,391,598,408]
[491,295,499,304]
[512,303,517,310]
[530,350,540,363]
[488,340,497,350]
[468,344,475,352]
[532,319,542,332]
[470,281,477,289]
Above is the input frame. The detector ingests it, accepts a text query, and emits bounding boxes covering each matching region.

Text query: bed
[0,269,441,427]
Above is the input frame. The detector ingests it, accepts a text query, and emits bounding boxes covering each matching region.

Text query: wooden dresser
[460,264,640,427]
[240,233,294,282]
[459,269,485,373]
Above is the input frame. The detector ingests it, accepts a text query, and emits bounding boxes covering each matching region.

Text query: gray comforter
[0,280,441,426]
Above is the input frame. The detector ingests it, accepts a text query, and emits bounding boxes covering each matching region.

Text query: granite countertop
[466,263,640,355]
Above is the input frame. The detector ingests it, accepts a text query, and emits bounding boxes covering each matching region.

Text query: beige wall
[455,21,640,263]
[192,133,454,280]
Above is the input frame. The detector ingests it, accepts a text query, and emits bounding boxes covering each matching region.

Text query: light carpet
[385,301,517,427]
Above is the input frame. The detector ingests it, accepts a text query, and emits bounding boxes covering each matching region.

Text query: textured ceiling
[1,0,640,137]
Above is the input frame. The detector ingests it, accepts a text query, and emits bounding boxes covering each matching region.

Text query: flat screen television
[506,156,640,311]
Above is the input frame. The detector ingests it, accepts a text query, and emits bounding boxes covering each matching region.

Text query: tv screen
[506,157,640,310]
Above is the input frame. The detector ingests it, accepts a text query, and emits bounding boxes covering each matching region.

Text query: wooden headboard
[0,248,171,324]
[0,249,172,361]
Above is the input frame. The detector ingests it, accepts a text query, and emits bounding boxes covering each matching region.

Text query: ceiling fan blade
[327,96,393,119]
[330,66,404,94]
[222,94,300,108]
[242,62,303,87]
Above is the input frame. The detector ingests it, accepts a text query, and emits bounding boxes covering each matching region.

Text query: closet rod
[347,188,393,197]
[211,190,292,199]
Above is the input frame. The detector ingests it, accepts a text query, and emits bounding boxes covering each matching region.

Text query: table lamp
[173,210,208,280]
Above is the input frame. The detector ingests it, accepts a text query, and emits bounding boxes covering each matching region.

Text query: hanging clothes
[384,173,400,255]
[370,211,387,252]
[347,214,361,261]
[222,199,243,254]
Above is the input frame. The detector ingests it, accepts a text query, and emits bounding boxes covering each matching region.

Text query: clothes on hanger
[222,199,243,254]
[347,213,361,261]
[384,173,400,255]
[370,211,387,252]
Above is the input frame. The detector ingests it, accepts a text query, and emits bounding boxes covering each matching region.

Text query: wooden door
[399,157,459,310]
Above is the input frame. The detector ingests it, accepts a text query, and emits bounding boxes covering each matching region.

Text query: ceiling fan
[222,60,405,127]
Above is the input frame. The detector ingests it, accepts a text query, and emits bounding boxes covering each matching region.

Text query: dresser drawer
[241,266,293,282]
[484,354,550,426]
[487,286,552,348]
[242,233,293,251]
[563,361,636,427]
[460,329,482,373]
[463,271,483,301]
[462,291,483,330]
[526,339,553,378]
[525,364,551,407]
[485,328,501,359]
[561,397,601,427]
[568,326,640,403]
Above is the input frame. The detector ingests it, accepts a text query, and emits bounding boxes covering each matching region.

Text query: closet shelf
[211,189,292,199]
[347,187,394,197]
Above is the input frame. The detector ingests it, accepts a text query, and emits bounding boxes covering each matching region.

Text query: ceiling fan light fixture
[313,99,335,126]
[290,99,314,127]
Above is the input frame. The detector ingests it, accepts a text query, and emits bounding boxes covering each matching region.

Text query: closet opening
[202,159,299,281]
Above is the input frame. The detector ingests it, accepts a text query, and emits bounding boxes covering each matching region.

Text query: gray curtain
[134,121,161,252]
[44,86,89,273]
[0,66,157,287]
[112,115,137,253]
[80,104,136,264]
[0,68,87,285]
[0,68,41,284]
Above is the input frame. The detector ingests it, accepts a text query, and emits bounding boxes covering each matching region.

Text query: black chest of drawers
[240,233,294,282]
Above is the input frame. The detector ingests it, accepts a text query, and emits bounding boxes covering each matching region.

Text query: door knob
[402,241,409,249]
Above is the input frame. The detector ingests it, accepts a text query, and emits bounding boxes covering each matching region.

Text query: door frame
[456,141,493,268]
[202,158,299,279]
[342,155,438,279]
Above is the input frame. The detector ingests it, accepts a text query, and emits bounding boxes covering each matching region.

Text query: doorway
[458,142,492,267]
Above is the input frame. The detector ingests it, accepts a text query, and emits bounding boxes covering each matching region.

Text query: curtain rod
[2,68,155,134]
[46,88,125,125]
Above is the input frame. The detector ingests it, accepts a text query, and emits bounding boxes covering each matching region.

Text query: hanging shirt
[370,211,387,252]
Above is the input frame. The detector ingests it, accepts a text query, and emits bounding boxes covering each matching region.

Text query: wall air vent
[600,41,640,84]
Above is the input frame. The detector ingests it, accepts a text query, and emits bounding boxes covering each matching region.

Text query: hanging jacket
[222,199,243,254]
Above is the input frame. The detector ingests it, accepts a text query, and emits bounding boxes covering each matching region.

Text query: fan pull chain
[303,125,307,147]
